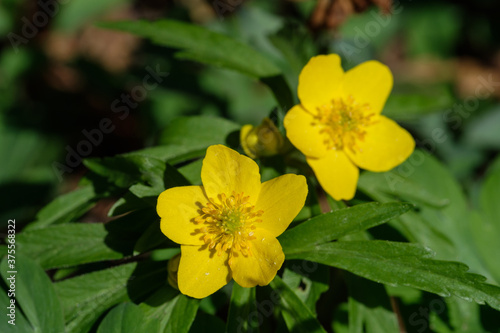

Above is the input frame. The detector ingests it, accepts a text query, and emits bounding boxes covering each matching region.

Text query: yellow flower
[240,118,288,159]
[156,145,308,298]
[284,54,415,200]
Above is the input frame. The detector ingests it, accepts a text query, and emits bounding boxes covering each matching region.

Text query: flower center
[313,95,377,153]
[193,191,263,265]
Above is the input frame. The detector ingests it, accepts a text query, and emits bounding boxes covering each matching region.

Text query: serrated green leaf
[18,209,159,269]
[279,202,412,254]
[98,20,281,78]
[270,275,327,333]
[97,302,159,333]
[55,261,167,333]
[0,255,65,333]
[286,240,500,311]
[55,263,136,333]
[358,150,492,280]
[97,20,294,108]
[226,284,258,333]
[17,223,123,269]
[25,185,96,230]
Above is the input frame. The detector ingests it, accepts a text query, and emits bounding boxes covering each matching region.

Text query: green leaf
[346,274,399,333]
[159,116,239,147]
[84,155,167,190]
[279,202,412,254]
[479,168,500,226]
[0,286,33,333]
[472,168,500,284]
[358,150,494,279]
[53,0,131,33]
[134,219,171,254]
[382,85,454,121]
[332,303,350,333]
[18,208,159,269]
[97,20,294,108]
[226,284,258,333]
[261,75,295,110]
[268,22,316,77]
[360,168,449,209]
[117,116,240,172]
[0,255,65,333]
[55,263,137,333]
[98,20,281,78]
[286,240,500,311]
[446,297,483,333]
[464,105,500,148]
[282,264,329,314]
[25,185,96,230]
[270,275,327,333]
[97,303,159,333]
[190,311,225,333]
[358,150,491,280]
[178,159,203,185]
[164,293,199,333]
[17,223,124,269]
[108,191,152,217]
[54,261,166,332]
[404,4,461,58]
[124,145,203,165]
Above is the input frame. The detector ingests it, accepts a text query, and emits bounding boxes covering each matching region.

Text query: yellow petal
[346,116,415,172]
[229,229,284,288]
[255,174,308,237]
[307,150,359,200]
[284,105,328,158]
[177,244,231,299]
[201,145,261,205]
[157,186,208,246]
[342,60,393,114]
[298,54,344,112]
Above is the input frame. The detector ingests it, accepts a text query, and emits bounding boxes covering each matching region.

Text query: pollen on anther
[314,96,376,152]
[192,191,265,261]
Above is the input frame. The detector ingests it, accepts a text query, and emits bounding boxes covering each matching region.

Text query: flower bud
[240,118,287,158]
[167,253,181,290]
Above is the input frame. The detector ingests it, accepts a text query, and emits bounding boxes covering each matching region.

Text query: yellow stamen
[193,191,263,263]
[312,95,377,153]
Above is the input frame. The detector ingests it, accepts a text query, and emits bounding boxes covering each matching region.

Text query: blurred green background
[0,0,499,232]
